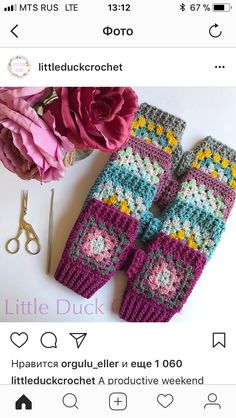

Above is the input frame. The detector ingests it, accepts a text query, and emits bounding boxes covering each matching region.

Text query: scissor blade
[22,190,28,216]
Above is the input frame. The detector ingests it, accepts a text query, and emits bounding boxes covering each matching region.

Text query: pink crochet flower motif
[81,226,118,265]
[148,256,183,299]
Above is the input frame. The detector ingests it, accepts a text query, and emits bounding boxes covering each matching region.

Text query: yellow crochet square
[163,146,172,154]
[231,164,236,178]
[221,159,229,169]
[192,161,200,169]
[213,153,221,163]
[204,148,212,158]
[196,151,205,161]
[131,120,139,130]
[211,170,218,178]
[155,125,164,136]
[147,121,155,131]
[229,179,236,189]
[138,116,146,127]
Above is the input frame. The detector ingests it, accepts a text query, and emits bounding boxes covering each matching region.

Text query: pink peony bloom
[0,92,73,182]
[0,87,51,106]
[45,87,138,152]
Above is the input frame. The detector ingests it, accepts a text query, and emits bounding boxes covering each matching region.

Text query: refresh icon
[209,23,223,38]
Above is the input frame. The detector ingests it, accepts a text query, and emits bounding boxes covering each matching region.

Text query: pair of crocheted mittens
[55,103,236,322]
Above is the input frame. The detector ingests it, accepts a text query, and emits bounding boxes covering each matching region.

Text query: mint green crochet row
[87,164,156,223]
[177,179,226,219]
[112,146,165,185]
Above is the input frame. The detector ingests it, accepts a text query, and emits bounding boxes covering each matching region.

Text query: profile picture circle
[8,55,31,78]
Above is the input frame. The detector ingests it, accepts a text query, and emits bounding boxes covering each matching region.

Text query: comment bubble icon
[40,332,57,349]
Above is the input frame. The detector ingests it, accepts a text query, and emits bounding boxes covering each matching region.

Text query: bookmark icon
[69,333,87,349]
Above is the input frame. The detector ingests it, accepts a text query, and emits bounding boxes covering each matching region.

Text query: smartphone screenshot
[0,0,235,416]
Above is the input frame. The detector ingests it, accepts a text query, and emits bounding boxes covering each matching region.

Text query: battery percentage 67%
[180,3,211,12]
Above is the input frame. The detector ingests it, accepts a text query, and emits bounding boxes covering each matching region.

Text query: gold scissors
[6,190,41,255]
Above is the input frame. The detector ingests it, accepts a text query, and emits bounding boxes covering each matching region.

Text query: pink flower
[45,87,138,152]
[0,87,51,106]
[0,93,72,182]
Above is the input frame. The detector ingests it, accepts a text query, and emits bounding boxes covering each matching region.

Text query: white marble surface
[0,87,235,323]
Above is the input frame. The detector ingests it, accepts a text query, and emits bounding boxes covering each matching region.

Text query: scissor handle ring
[5,238,20,254]
[25,239,41,255]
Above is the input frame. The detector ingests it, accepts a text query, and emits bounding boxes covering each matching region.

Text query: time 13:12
[108,4,131,11]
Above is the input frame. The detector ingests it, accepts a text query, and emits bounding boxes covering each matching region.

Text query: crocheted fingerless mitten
[55,199,138,298]
[120,138,236,322]
[55,103,186,298]
[144,137,236,241]
[160,138,236,258]
[120,232,206,322]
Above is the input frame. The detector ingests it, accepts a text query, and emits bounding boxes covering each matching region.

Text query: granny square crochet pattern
[110,137,170,185]
[89,104,186,228]
[120,136,236,322]
[55,103,186,299]
[88,164,156,220]
[161,200,225,259]
[176,168,236,220]
[143,140,236,243]
[131,103,185,172]
[120,232,206,322]
[176,137,236,189]
[56,102,236,322]
[55,198,138,298]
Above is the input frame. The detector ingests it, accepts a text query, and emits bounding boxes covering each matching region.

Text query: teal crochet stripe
[161,199,226,259]
[87,163,156,221]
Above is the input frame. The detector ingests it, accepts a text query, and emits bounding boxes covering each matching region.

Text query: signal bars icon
[4,4,17,11]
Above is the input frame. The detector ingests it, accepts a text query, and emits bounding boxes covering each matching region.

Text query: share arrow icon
[69,333,87,349]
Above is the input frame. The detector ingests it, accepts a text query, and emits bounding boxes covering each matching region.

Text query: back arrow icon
[209,24,222,38]
[11,24,19,38]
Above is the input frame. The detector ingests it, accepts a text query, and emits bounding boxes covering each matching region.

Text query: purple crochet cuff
[120,286,176,322]
[55,198,139,298]
[120,232,206,322]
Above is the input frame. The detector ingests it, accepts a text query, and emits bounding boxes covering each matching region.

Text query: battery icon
[213,3,232,11]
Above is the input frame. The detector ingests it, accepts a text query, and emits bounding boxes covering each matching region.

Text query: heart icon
[157,394,174,408]
[10,332,28,348]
